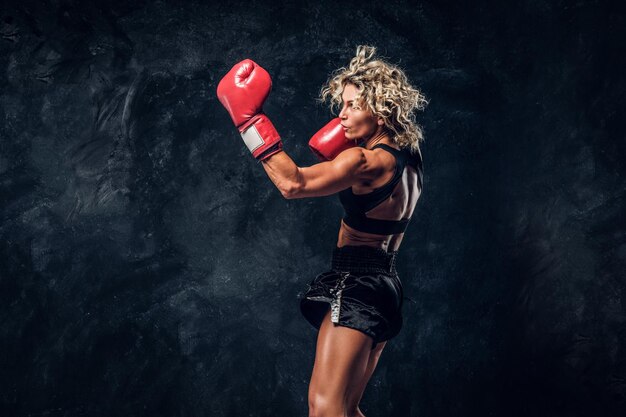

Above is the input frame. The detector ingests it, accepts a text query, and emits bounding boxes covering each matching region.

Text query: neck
[362,126,392,149]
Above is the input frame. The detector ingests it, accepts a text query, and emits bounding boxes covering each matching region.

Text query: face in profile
[338,83,381,144]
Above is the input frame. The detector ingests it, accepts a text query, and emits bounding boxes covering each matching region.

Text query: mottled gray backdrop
[1,0,624,416]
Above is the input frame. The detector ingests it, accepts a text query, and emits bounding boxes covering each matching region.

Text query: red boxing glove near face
[217,59,283,161]
[308,118,357,161]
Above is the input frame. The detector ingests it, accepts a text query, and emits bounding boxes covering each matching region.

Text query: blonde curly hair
[318,45,428,153]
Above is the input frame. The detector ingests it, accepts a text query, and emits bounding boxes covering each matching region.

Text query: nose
[339,105,347,120]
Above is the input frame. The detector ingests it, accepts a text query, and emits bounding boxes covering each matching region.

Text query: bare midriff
[336,158,421,253]
[337,220,406,252]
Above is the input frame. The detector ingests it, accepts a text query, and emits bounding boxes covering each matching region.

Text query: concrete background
[1,0,624,415]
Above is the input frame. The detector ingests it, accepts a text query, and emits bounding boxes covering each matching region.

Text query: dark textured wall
[1,0,624,416]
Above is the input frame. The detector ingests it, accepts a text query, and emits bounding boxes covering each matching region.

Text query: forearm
[260,150,302,198]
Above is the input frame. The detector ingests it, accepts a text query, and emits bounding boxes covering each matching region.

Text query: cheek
[351,112,369,127]
[353,113,376,131]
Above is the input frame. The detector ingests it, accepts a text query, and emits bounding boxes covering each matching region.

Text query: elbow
[281,182,302,199]
[280,168,304,199]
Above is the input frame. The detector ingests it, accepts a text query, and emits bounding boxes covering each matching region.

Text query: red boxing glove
[217,59,283,161]
[308,118,357,161]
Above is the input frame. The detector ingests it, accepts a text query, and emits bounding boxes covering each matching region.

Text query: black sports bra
[338,143,423,235]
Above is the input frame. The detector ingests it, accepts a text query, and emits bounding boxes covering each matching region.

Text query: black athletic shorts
[299,245,404,350]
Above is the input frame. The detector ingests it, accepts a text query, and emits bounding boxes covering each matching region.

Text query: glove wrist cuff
[239,113,282,159]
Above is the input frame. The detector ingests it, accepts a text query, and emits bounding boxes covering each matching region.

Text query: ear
[377,117,385,126]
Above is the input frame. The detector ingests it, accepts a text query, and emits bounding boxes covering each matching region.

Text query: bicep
[290,149,373,198]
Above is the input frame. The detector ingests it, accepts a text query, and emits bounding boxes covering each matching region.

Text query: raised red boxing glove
[308,118,357,161]
[217,59,283,161]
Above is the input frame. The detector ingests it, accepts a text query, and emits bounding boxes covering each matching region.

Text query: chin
[346,132,362,143]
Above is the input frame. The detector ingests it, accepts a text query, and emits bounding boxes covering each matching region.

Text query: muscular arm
[260,148,381,199]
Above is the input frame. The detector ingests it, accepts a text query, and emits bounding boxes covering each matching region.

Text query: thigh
[344,340,387,412]
[368,340,387,371]
[308,308,373,405]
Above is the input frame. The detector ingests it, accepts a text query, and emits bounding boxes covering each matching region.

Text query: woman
[217,45,427,417]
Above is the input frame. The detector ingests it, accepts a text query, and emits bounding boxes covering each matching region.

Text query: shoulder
[335,146,367,165]
[334,146,386,180]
